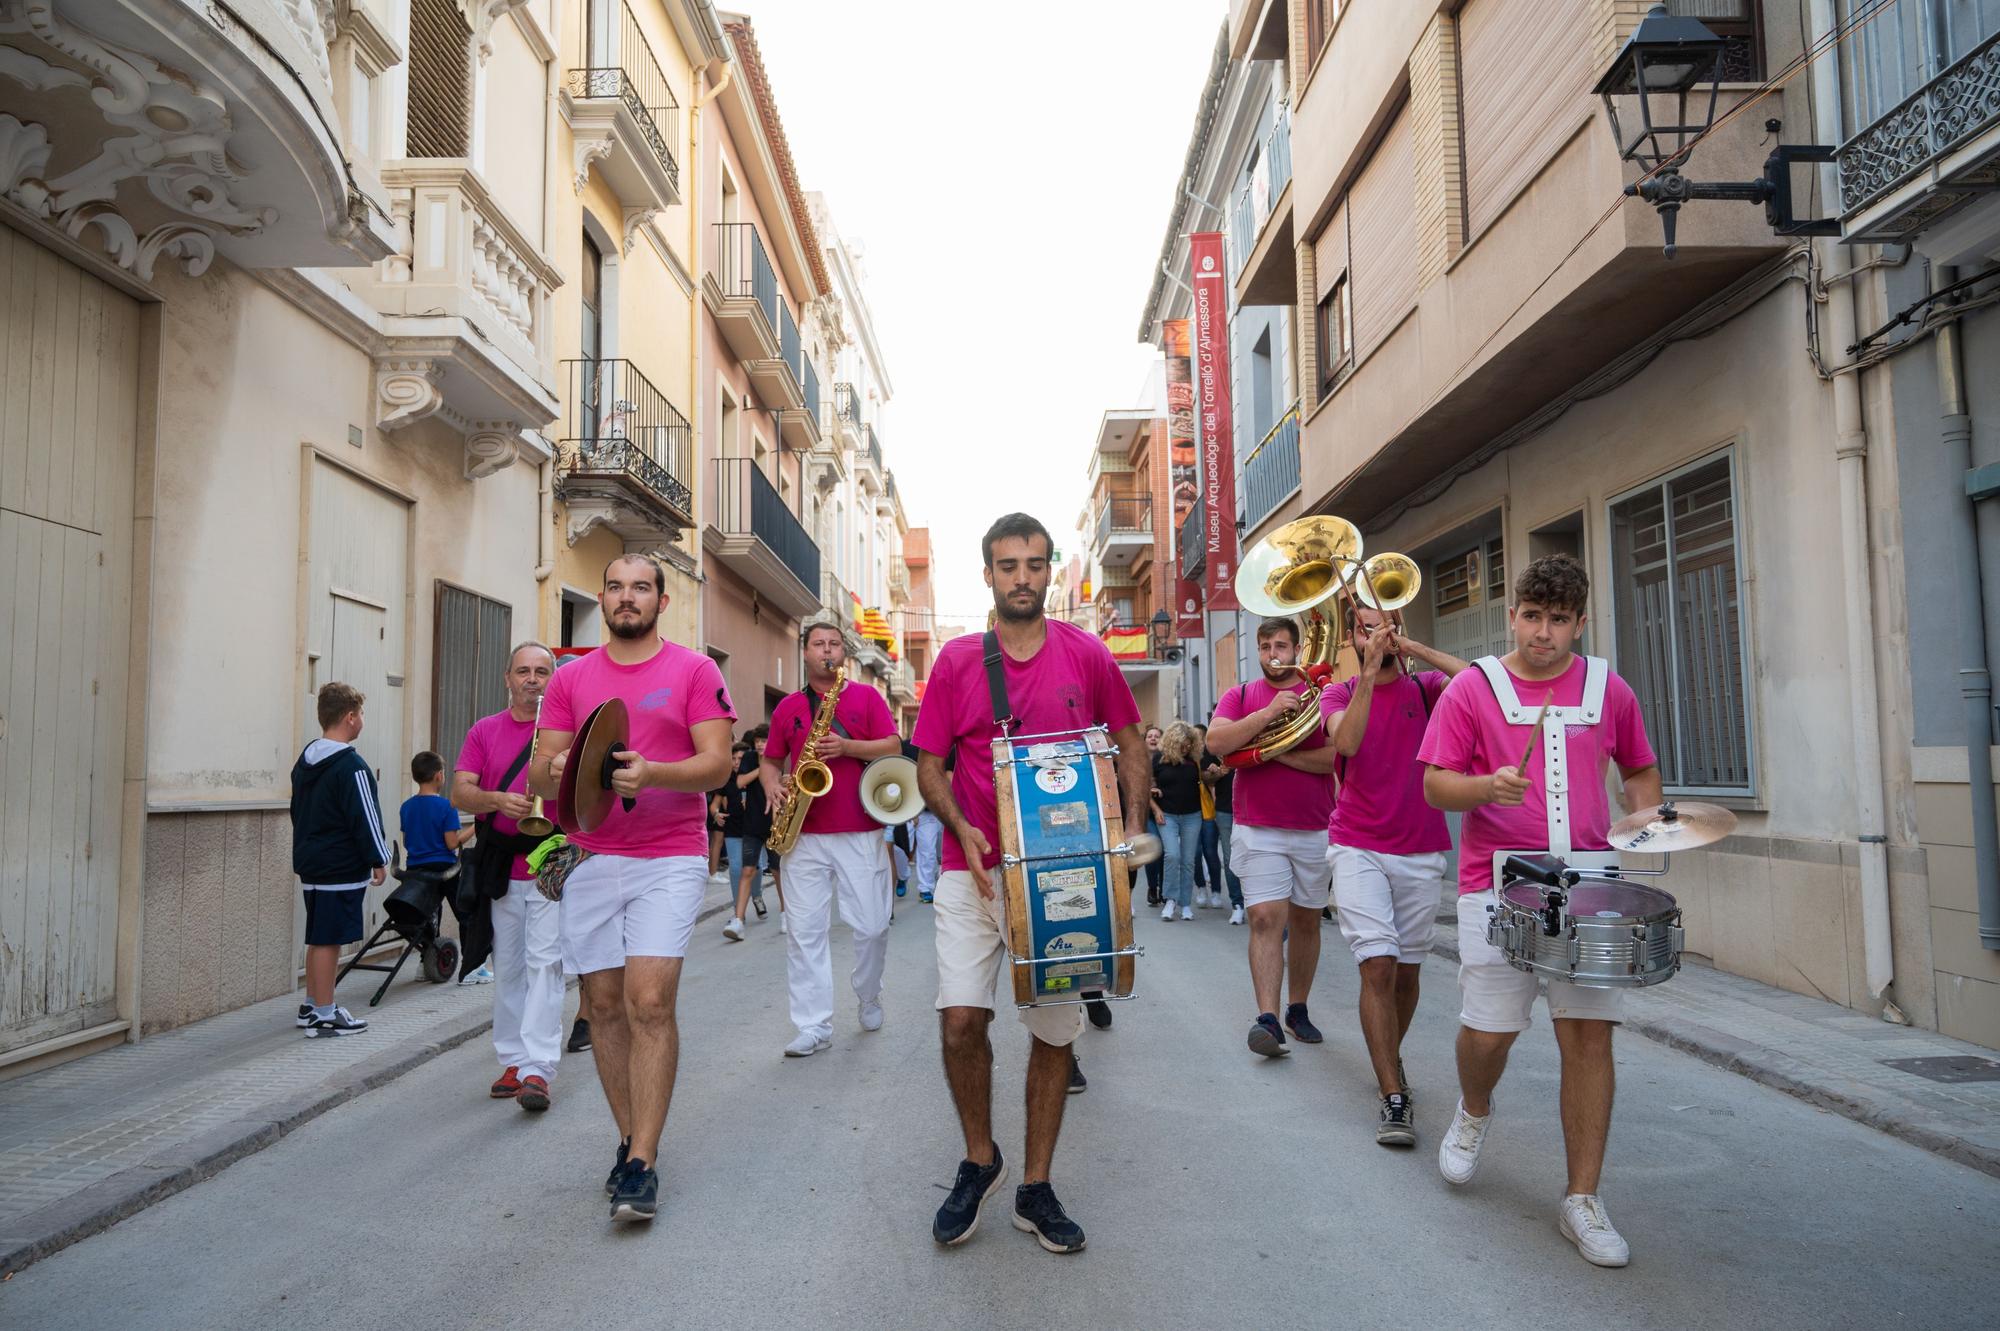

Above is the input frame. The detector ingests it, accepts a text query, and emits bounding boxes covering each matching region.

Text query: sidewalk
[1434,899,2000,1179]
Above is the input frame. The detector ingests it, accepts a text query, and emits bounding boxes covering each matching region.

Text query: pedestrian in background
[289,682,389,1038]
[1152,721,1205,922]
[1200,738,1245,925]
[400,751,466,875]
[723,727,773,938]
[1142,723,1165,906]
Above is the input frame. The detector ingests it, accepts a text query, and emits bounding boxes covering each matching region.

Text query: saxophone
[766,665,845,855]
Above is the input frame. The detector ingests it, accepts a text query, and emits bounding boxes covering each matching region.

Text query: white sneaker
[459,963,494,985]
[1161,902,1175,922]
[1180,905,1194,921]
[723,917,744,941]
[1559,1194,1631,1267]
[779,912,788,935]
[1230,906,1245,925]
[1197,889,1211,908]
[859,1001,884,1032]
[783,1031,831,1057]
[1438,1098,1492,1185]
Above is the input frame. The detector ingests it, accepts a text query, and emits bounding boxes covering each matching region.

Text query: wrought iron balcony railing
[712,458,820,593]
[565,0,679,193]
[712,222,779,330]
[801,357,820,424]
[1839,5,2000,216]
[558,358,694,518]
[1228,105,1292,281]
[1094,496,1153,548]
[831,382,860,425]
[780,299,801,377]
[1241,404,1301,534]
[863,423,884,474]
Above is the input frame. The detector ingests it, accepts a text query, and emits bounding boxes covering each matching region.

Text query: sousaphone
[556,698,638,834]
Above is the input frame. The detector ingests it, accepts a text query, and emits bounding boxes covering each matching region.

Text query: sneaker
[305,1007,367,1038]
[779,912,788,935]
[753,897,769,918]
[605,1138,630,1196]
[490,1066,523,1098]
[1377,1093,1416,1148]
[896,882,907,897]
[1160,902,1174,922]
[723,916,745,941]
[294,1002,314,1029]
[919,892,933,904]
[1247,1013,1289,1059]
[609,1159,659,1223]
[1284,1003,1324,1043]
[460,963,495,985]
[1229,906,1245,926]
[784,1031,832,1057]
[517,1075,551,1112]
[1085,999,1112,1030]
[1194,888,1210,908]
[859,1001,884,1032]
[1559,1194,1631,1267]
[566,1018,592,1053]
[932,1146,1008,1245]
[1068,1055,1087,1094]
[1438,1098,1492,1185]
[1012,1182,1086,1254]
[1179,904,1194,921]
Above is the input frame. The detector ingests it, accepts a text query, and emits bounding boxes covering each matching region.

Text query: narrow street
[7,900,1996,1330]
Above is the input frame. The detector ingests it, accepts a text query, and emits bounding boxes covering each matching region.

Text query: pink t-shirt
[1321,670,1451,855]
[764,681,898,836]
[1212,676,1334,831]
[1416,655,1657,894]
[456,710,537,879]
[911,620,1141,872]
[539,640,736,858]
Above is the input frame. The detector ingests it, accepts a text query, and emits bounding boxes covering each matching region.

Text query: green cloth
[525,834,567,875]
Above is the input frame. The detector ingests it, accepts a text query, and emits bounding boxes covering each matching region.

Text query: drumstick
[1517,690,1555,773]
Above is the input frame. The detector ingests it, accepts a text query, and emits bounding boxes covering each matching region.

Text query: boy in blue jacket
[290,682,390,1037]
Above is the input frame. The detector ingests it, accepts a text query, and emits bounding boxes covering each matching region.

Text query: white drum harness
[1472,655,1615,880]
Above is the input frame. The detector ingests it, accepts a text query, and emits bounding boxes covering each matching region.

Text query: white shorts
[1455,889,1624,1032]
[1230,823,1333,909]
[559,853,707,974]
[932,870,1085,1048]
[1329,846,1446,963]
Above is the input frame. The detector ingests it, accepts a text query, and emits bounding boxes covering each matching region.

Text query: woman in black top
[1150,721,1206,922]
[726,725,782,936]
[1198,732,1244,922]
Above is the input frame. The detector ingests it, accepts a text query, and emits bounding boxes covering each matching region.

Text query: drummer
[1416,553,1660,1268]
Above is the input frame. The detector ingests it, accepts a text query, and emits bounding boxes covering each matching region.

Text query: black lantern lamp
[1148,607,1172,656]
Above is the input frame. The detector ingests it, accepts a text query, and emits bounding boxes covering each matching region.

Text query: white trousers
[492,877,564,1081]
[914,810,943,896]
[784,830,893,1040]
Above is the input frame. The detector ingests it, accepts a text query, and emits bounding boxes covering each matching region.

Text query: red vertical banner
[1190,233,1240,611]
[1162,318,1204,637]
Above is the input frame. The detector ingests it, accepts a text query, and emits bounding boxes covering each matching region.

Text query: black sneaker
[609,1159,659,1222]
[1085,999,1112,1030]
[1285,1002,1324,1043]
[1377,1093,1416,1148]
[1247,1012,1289,1058]
[1068,1055,1087,1094]
[1012,1182,1086,1254]
[567,1018,592,1053]
[932,1147,1008,1246]
[753,897,768,918]
[295,1002,314,1029]
[305,1007,367,1038]
[604,1138,630,1196]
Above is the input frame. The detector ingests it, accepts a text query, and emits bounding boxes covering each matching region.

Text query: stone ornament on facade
[377,359,447,432]
[621,206,660,257]
[572,137,615,195]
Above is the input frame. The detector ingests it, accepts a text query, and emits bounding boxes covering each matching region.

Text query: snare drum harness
[1471,655,1609,859]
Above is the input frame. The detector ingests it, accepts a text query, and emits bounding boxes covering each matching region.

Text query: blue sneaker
[919,892,933,904]
[1012,1182,1086,1254]
[1285,1003,1324,1044]
[896,881,907,897]
[933,1147,1007,1245]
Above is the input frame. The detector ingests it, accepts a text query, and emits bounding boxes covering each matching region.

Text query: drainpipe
[1811,0,1901,1014]
[534,456,555,587]
[690,58,733,651]
[1939,265,2000,948]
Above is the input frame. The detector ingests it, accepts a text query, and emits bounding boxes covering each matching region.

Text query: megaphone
[860,755,926,826]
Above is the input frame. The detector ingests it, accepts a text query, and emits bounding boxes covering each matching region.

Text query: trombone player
[760,621,905,1058]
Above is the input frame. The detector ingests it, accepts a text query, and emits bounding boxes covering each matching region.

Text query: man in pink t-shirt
[529,555,735,1225]
[1207,616,1339,1060]
[759,622,903,1057]
[911,514,1147,1256]
[1321,606,1469,1149]
[1417,554,1661,1268]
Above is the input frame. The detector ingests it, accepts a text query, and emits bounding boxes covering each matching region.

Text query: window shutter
[1312,201,1348,301]
[1458,0,1596,238]
[433,583,513,767]
[1346,105,1418,360]
[408,0,472,159]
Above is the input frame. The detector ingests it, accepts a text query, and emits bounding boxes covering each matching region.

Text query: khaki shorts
[932,870,1085,1048]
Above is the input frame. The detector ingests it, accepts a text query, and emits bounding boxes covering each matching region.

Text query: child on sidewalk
[400,751,467,872]
[289,682,390,1038]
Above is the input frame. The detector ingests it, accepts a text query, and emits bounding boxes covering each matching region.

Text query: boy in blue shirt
[401,752,466,870]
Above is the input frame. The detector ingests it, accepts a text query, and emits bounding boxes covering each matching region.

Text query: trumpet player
[760,622,903,1058]
[453,642,562,1112]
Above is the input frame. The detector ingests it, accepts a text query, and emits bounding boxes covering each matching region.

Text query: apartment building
[1083,405,1179,724]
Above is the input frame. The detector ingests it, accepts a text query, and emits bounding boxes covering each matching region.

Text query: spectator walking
[1151,721,1206,922]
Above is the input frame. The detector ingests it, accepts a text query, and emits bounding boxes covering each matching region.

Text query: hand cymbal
[1608,800,1738,852]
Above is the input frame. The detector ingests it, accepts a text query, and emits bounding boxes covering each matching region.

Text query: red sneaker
[517,1075,551,1112]
[490,1066,522,1098]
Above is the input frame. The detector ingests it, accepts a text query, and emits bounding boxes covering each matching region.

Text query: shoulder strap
[980,631,1016,734]
[1472,656,1533,722]
[477,738,534,828]
[802,687,852,740]
[1579,656,1610,723]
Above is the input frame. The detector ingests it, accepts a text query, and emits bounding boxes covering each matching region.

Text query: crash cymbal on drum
[557,698,634,834]
[1608,800,1738,852]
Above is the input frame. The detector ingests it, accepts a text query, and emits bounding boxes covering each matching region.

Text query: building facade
[1081,403,1179,724]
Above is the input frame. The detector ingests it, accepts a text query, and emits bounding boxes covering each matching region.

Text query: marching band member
[913,513,1147,1256]
[532,555,736,1225]
[1206,616,1339,1059]
[1320,608,1468,1147]
[1417,554,1660,1267]
[760,623,903,1058]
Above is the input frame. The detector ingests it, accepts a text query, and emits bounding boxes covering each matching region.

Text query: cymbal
[1608,800,1738,853]
[557,698,634,835]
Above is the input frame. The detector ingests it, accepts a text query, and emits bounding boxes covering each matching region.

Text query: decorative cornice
[335,0,404,73]
[723,18,831,297]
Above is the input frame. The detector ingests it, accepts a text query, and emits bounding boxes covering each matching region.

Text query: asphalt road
[8,893,1999,1330]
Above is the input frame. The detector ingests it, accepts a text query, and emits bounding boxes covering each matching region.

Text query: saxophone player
[759,622,903,1058]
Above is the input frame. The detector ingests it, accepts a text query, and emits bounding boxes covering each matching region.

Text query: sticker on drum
[1038,802,1090,833]
[1038,866,1096,894]
[1033,764,1080,796]
[1044,931,1096,958]
[1044,889,1099,922]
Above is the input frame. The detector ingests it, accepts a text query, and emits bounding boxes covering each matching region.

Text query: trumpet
[518,694,555,839]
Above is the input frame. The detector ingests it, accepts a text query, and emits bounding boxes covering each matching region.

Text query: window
[1668,1,1764,82]
[1307,0,1344,61]
[433,583,513,771]
[1609,453,1751,793]
[1315,274,1352,398]
[407,0,470,157]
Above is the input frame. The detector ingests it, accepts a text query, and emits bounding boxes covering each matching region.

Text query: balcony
[1180,496,1205,582]
[1092,496,1154,567]
[704,222,782,364]
[748,289,804,410]
[565,1,681,218]
[779,345,820,450]
[856,423,886,492]
[555,359,695,541]
[820,568,858,622]
[827,383,863,450]
[357,161,563,476]
[704,459,821,617]
[1229,105,1295,308]
[886,659,918,707]
[1229,0,1290,62]
[1242,406,1301,536]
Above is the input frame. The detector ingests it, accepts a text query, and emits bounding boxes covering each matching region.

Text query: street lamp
[1149,607,1172,657]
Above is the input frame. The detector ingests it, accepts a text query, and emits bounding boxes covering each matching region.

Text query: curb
[0,1003,497,1278]
[1428,925,2000,1181]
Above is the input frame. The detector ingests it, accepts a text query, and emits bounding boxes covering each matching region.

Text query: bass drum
[1487,877,1683,989]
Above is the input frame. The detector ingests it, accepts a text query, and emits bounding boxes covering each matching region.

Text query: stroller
[335,855,462,1006]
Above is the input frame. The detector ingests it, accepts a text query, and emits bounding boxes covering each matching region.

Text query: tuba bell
[1226,516,1358,767]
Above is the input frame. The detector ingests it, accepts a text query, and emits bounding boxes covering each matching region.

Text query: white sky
[737,0,1226,624]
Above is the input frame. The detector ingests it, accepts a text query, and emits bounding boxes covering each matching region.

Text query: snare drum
[991,728,1140,1009]
[1487,876,1684,989]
